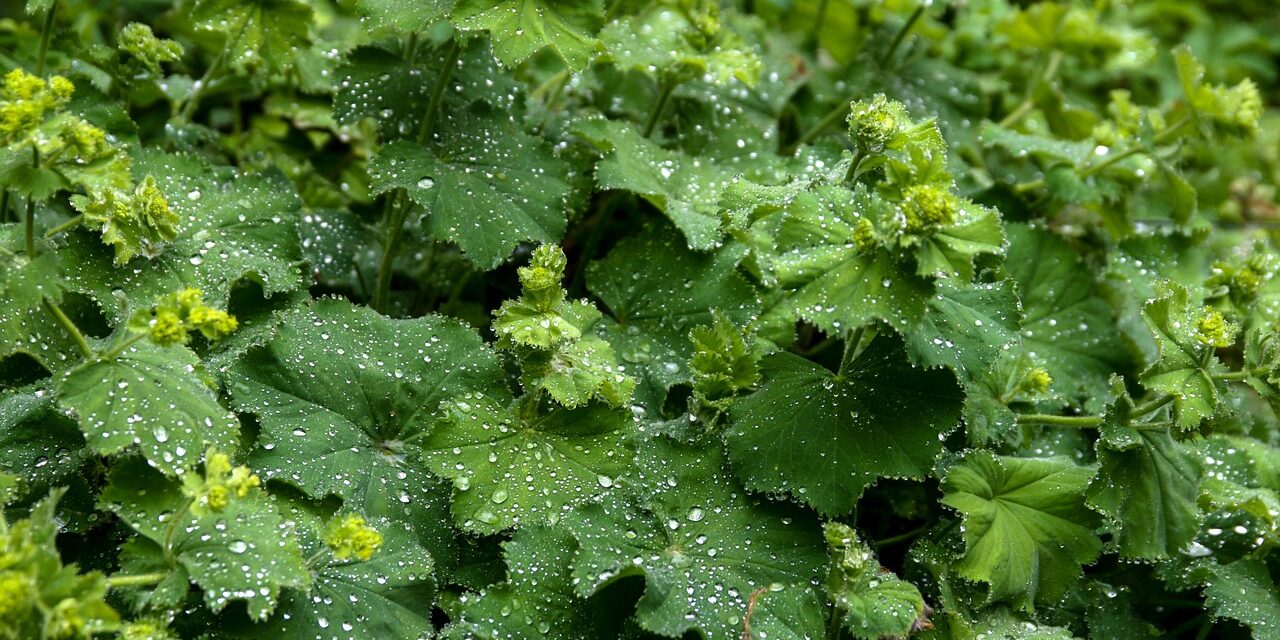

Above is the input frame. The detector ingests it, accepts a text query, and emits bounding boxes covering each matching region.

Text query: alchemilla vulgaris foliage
[0,0,1279,638]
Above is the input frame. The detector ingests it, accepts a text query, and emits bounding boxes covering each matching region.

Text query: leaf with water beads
[353,0,453,33]
[726,333,963,515]
[941,451,1102,612]
[451,0,604,71]
[1085,378,1201,561]
[333,40,517,141]
[0,226,81,372]
[573,116,734,252]
[904,278,1021,377]
[0,385,90,509]
[234,512,437,640]
[586,231,760,407]
[100,457,311,620]
[421,393,635,535]
[564,437,827,640]
[1203,559,1280,640]
[56,341,239,476]
[228,299,508,537]
[369,112,571,270]
[191,0,313,75]
[58,151,304,325]
[443,526,596,639]
[1004,224,1129,409]
[1139,283,1230,430]
[768,183,935,336]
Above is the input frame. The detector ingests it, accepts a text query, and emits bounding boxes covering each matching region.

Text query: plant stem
[997,50,1063,128]
[784,100,852,155]
[1130,394,1173,417]
[877,2,926,67]
[105,572,167,588]
[827,605,844,640]
[178,10,252,122]
[813,0,830,41]
[874,524,929,548]
[373,38,463,313]
[1013,114,1193,194]
[42,296,93,358]
[0,190,9,222]
[1214,368,1266,381]
[36,1,57,77]
[43,214,83,238]
[784,9,937,158]
[1016,413,1103,428]
[24,197,35,257]
[837,326,866,377]
[100,332,146,361]
[643,76,677,138]
[416,38,461,145]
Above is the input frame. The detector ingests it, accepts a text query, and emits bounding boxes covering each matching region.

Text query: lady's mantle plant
[1,0,1280,639]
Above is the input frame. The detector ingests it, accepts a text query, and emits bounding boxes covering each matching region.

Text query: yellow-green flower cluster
[120,619,179,640]
[1023,368,1052,395]
[324,515,384,562]
[0,68,73,146]
[182,449,261,514]
[1194,307,1239,348]
[73,175,179,264]
[119,23,183,76]
[131,289,238,347]
[848,94,909,152]
[901,183,959,234]
[516,244,568,309]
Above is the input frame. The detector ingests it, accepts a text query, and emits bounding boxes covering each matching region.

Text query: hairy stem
[643,76,678,138]
[105,572,168,588]
[24,197,35,257]
[877,2,926,67]
[100,332,147,361]
[36,1,57,77]
[42,296,93,358]
[178,10,252,122]
[1129,394,1173,417]
[997,50,1063,128]
[43,213,83,238]
[416,38,462,145]
[1016,413,1103,428]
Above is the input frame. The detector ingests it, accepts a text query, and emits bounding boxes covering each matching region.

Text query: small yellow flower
[325,515,384,562]
[1024,368,1052,394]
[1195,308,1238,348]
[149,310,188,346]
[901,184,958,233]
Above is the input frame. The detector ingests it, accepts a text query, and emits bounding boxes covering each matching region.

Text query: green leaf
[941,451,1102,611]
[369,113,571,269]
[451,0,604,71]
[100,456,311,620]
[443,526,595,639]
[573,117,733,251]
[244,514,437,639]
[727,335,962,514]
[0,488,120,638]
[57,342,239,476]
[689,311,762,410]
[1085,379,1201,561]
[191,0,313,75]
[0,227,80,372]
[905,278,1021,376]
[1203,559,1280,640]
[600,5,761,86]
[355,0,453,33]
[59,151,304,324]
[587,231,760,405]
[1004,224,1128,408]
[422,393,634,534]
[0,385,90,506]
[912,201,1005,280]
[565,437,827,640]
[824,523,926,640]
[770,184,935,335]
[333,41,516,141]
[1139,283,1229,430]
[229,299,507,526]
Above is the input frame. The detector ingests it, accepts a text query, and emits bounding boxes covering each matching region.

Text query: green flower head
[325,514,384,562]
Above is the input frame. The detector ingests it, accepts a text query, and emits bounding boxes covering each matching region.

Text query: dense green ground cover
[1,0,1280,638]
